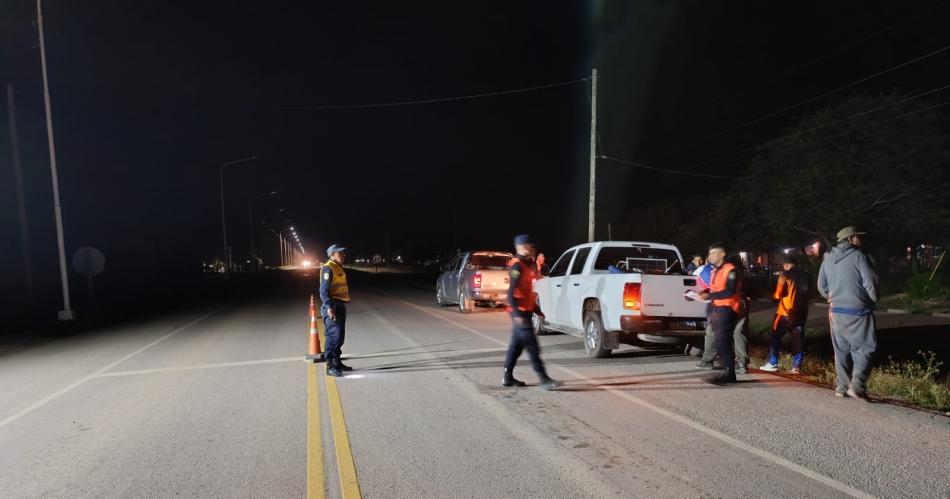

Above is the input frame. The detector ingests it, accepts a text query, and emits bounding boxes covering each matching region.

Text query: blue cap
[513,234,533,246]
[326,244,347,257]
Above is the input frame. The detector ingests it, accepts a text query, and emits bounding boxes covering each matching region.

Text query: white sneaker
[759,363,779,372]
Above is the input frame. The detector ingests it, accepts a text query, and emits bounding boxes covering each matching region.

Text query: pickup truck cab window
[549,250,575,278]
[467,253,510,270]
[593,247,681,275]
[570,247,591,275]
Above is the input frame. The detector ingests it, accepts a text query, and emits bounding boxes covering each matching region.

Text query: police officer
[502,234,561,391]
[320,244,352,377]
[698,242,743,385]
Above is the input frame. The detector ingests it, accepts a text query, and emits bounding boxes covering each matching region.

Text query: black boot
[337,360,354,372]
[710,366,737,385]
[538,373,563,391]
[501,368,526,387]
[326,361,343,377]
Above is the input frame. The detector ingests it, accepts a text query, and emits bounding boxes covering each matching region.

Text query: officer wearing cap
[818,226,877,401]
[502,234,561,390]
[320,244,352,377]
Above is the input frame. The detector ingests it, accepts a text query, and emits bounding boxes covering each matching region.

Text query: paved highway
[1,271,948,498]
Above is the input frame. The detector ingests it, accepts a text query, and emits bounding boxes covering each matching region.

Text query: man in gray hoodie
[818,226,878,401]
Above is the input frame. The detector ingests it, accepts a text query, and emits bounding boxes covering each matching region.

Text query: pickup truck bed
[533,241,708,358]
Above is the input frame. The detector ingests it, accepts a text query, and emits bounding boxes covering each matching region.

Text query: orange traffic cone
[305,294,325,362]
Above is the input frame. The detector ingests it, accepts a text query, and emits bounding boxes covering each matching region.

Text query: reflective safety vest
[322,261,351,303]
[710,262,742,314]
[507,256,538,313]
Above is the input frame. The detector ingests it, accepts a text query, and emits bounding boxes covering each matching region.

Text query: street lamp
[248,190,277,270]
[279,227,295,267]
[219,156,257,275]
[36,0,73,320]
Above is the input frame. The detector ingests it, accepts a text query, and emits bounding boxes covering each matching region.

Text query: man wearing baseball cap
[502,234,561,390]
[320,244,352,376]
[818,226,877,401]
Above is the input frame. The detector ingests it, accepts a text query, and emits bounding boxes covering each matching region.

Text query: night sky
[1,1,947,312]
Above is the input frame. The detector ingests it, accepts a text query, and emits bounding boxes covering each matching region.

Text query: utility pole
[37,0,73,320]
[6,84,34,307]
[248,190,276,270]
[219,156,256,277]
[588,68,598,243]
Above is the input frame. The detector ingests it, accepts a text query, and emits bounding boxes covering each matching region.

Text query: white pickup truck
[533,241,708,358]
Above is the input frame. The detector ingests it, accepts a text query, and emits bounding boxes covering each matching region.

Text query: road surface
[1,271,948,498]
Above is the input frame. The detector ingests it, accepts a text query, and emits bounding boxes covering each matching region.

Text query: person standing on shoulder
[320,244,353,377]
[818,227,877,401]
[760,255,810,374]
[698,243,743,384]
[502,234,561,391]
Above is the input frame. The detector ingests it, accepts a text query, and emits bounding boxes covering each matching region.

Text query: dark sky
[1,1,947,310]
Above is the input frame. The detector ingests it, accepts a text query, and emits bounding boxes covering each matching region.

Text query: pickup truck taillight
[623,282,641,310]
[472,273,482,289]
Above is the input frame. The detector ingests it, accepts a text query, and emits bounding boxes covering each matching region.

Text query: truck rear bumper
[620,315,706,337]
[471,290,507,302]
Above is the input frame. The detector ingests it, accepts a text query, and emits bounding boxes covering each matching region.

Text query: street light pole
[219,156,256,276]
[279,227,295,268]
[36,0,73,320]
[248,190,276,270]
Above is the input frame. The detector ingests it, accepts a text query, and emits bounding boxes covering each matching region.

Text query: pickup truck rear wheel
[458,287,472,314]
[583,310,612,358]
[532,312,549,335]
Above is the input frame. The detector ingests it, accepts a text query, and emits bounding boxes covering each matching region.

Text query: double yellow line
[307,321,362,499]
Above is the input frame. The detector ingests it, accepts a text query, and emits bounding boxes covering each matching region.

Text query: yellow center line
[306,363,325,499]
[324,374,362,499]
[318,316,363,499]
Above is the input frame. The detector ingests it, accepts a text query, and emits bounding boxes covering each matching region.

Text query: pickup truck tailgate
[639,274,707,318]
[475,270,509,291]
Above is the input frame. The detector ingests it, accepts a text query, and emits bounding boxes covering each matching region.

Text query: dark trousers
[504,311,547,376]
[322,303,346,364]
[769,315,804,368]
[709,306,738,371]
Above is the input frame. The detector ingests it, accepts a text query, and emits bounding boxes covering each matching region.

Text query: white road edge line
[0,304,228,430]
[391,296,874,499]
[95,356,300,377]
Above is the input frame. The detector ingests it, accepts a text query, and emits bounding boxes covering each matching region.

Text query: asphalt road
[1,270,948,498]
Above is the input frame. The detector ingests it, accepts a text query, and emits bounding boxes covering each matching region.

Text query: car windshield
[593,246,682,274]
[468,253,511,270]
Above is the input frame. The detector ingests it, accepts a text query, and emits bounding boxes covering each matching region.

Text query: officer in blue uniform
[320,244,352,377]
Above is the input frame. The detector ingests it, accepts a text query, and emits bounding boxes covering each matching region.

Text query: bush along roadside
[747,345,950,413]
[743,320,950,412]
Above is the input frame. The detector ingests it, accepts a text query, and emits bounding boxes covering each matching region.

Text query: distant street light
[279,227,295,267]
[219,156,257,276]
[36,0,73,320]
[248,190,277,270]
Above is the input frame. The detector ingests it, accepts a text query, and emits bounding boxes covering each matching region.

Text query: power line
[702,43,950,140]
[277,77,589,110]
[597,155,739,179]
[692,82,950,169]
[704,0,950,111]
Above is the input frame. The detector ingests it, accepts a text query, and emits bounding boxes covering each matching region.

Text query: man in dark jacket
[818,226,878,401]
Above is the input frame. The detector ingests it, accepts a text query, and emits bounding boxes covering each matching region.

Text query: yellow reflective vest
[321,260,351,304]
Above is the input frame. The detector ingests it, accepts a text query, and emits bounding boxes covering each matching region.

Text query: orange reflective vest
[507,256,538,313]
[710,262,742,314]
